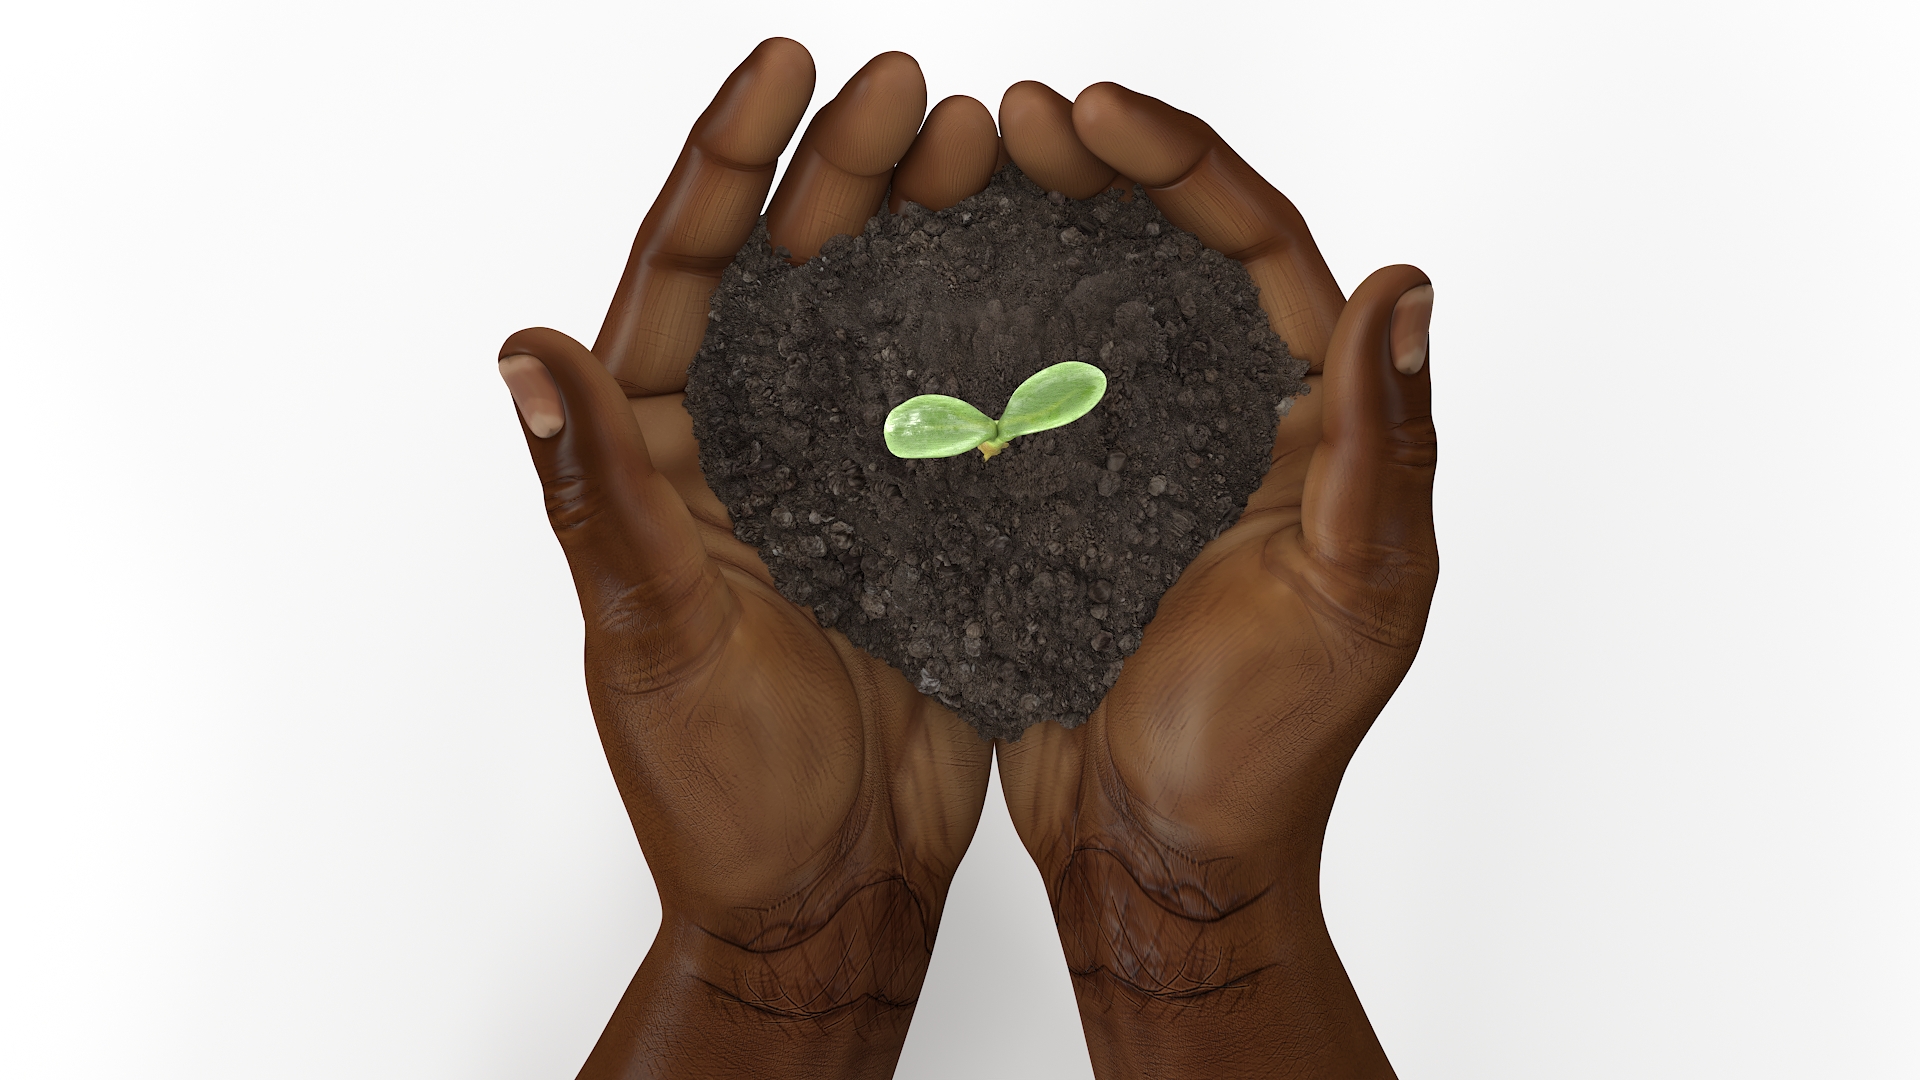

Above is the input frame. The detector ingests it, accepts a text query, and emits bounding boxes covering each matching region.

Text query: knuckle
[541,472,604,533]
[1305,544,1438,651]
[1383,413,1438,469]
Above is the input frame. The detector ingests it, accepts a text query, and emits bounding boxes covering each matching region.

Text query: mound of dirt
[683,166,1306,740]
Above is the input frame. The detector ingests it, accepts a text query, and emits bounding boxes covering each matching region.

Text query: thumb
[498,327,725,652]
[1293,266,1438,582]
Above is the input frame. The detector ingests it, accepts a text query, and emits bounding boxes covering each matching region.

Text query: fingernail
[498,354,563,437]
[1390,284,1434,375]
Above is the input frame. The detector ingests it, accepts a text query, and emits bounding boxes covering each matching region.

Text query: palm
[1035,370,1433,826]
[497,41,1009,1065]
[582,566,892,906]
[499,44,1434,1076]
[989,84,1436,1061]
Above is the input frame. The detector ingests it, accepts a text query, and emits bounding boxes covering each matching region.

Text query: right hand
[496,40,1005,1078]
[993,81,1438,1080]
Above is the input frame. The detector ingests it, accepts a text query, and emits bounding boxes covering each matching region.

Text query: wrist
[1053,846,1394,1080]
[1067,916,1394,1080]
[580,881,940,1079]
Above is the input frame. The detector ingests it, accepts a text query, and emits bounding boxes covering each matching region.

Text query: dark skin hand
[499,38,1435,1080]
[993,84,1437,1080]
[497,41,1005,1079]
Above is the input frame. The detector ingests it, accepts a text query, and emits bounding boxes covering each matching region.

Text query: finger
[628,395,732,533]
[593,37,816,396]
[499,354,562,438]
[766,51,927,261]
[1390,282,1433,375]
[888,94,999,213]
[499,328,727,647]
[998,81,1116,199]
[1293,265,1437,570]
[1071,83,1346,369]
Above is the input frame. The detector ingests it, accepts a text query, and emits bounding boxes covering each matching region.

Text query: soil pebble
[683,166,1308,740]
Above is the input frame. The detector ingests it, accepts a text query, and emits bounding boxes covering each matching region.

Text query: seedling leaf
[997,361,1109,441]
[884,395,999,458]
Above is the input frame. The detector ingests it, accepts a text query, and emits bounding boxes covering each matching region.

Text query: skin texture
[888,95,1000,215]
[499,41,998,1079]
[499,42,1436,1080]
[993,83,1436,1080]
[999,82,1118,200]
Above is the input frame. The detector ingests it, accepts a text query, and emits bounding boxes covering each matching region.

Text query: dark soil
[683,167,1307,740]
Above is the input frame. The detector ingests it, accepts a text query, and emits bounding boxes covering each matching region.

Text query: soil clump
[683,167,1307,740]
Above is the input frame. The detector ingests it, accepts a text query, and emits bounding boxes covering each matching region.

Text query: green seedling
[883,361,1108,461]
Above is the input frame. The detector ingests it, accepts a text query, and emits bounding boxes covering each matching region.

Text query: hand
[496,40,1007,1079]
[993,83,1437,1080]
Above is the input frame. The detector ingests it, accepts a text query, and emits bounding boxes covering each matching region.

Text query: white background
[3,1,1915,1076]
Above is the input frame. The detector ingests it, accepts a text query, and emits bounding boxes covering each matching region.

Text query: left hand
[498,40,1009,1079]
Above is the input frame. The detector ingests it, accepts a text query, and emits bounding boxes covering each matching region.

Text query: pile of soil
[683,167,1306,740]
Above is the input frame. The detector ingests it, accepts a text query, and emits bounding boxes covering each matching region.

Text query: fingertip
[803,50,928,177]
[1305,263,1438,568]
[866,49,929,115]
[499,327,659,477]
[498,326,568,363]
[1071,82,1214,188]
[868,49,923,76]
[891,94,1000,213]
[932,93,994,131]
[999,80,1114,199]
[1391,283,1434,376]
[997,79,1052,118]
[1068,80,1127,122]
[751,35,815,77]
[766,51,932,260]
[1335,266,1431,361]
[748,35,818,104]
[1319,266,1434,458]
[499,354,563,438]
[854,50,927,110]
[743,36,815,96]
[497,326,619,417]
[697,38,818,165]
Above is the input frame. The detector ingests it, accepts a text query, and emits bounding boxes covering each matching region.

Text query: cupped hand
[496,40,1005,1078]
[993,82,1437,1080]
